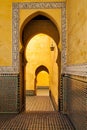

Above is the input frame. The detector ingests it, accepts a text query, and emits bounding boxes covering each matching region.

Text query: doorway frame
[0,2,66,74]
[0,3,67,75]
[13,2,66,112]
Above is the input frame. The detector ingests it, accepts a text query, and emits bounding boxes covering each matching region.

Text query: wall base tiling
[26,90,36,96]
[63,75,87,130]
[0,74,19,113]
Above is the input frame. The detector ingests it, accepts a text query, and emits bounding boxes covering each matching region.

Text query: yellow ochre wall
[67,0,87,65]
[25,33,54,90]
[36,71,49,87]
[0,0,65,109]
[0,0,65,66]
[1,0,87,66]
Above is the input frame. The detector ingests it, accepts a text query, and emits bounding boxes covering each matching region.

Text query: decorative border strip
[0,73,19,76]
[65,64,87,77]
[61,6,66,73]
[18,2,66,9]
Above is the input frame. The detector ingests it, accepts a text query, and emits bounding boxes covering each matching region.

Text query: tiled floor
[0,112,75,130]
[0,96,75,130]
[26,96,54,112]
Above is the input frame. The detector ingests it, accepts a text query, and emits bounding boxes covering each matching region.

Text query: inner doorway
[35,65,49,96]
[36,70,49,96]
[25,34,55,111]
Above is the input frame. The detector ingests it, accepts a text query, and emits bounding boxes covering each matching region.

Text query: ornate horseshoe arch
[0,2,66,75]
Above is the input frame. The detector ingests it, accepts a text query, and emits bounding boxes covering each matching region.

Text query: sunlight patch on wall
[25,33,56,90]
[36,71,49,87]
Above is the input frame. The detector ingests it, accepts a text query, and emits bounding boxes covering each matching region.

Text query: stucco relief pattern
[12,4,19,72]
[18,2,66,9]
[65,64,87,77]
[61,6,66,73]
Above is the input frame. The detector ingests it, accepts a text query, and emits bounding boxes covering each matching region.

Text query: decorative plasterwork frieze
[64,64,87,77]
[0,67,14,74]
[12,5,19,72]
[61,6,66,73]
[18,2,66,9]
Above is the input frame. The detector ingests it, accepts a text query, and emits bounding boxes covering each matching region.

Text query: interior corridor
[0,96,75,130]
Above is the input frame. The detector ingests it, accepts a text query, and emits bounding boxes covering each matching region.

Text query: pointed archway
[20,12,61,111]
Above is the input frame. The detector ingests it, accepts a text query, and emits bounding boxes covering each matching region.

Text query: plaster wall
[0,0,64,66]
[0,0,65,112]
[25,33,52,90]
[67,0,87,65]
[65,1,87,128]
[36,71,49,87]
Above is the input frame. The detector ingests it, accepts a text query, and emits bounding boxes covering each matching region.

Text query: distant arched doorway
[35,65,49,96]
[20,12,60,111]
